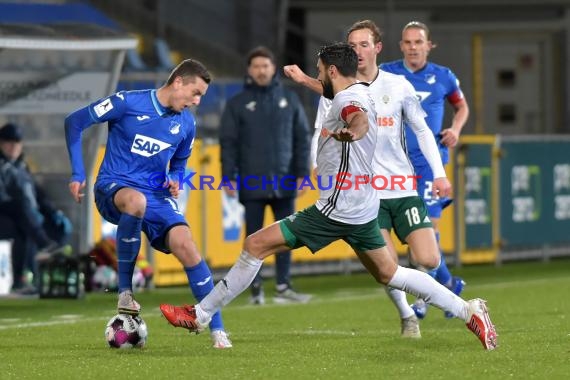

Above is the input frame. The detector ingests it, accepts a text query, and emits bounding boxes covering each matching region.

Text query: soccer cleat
[117,290,141,316]
[465,298,498,350]
[159,303,206,333]
[411,299,428,319]
[211,330,233,349]
[273,288,312,304]
[444,277,466,318]
[400,315,421,338]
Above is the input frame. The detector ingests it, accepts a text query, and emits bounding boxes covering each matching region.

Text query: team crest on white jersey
[131,134,171,157]
[382,94,390,104]
[169,121,181,135]
[279,98,288,108]
[93,98,113,117]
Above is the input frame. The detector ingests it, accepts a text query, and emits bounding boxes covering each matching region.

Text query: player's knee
[243,234,266,259]
[117,191,147,216]
[410,255,440,272]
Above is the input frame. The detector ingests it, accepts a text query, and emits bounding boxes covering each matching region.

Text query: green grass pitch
[1,258,569,379]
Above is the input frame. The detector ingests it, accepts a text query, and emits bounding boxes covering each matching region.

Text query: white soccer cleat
[400,315,421,339]
[465,298,498,350]
[211,330,233,349]
[117,290,141,316]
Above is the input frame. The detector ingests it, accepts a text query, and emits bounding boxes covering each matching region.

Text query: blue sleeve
[168,116,195,178]
[64,106,96,183]
[444,69,461,97]
[64,92,127,183]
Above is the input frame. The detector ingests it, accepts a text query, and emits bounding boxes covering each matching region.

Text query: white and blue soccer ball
[104,314,147,349]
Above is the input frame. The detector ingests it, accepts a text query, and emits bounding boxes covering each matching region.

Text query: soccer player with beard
[159,43,497,351]
[283,20,461,337]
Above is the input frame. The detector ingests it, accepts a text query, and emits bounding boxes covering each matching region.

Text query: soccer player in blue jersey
[64,59,232,348]
[381,21,469,318]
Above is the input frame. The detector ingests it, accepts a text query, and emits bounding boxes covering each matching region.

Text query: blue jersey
[380,60,463,166]
[65,89,196,194]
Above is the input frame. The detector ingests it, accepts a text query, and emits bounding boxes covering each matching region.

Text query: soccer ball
[104,314,148,349]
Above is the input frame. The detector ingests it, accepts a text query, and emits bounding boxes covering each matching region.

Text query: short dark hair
[166,59,211,85]
[346,20,383,44]
[246,46,275,66]
[317,42,358,77]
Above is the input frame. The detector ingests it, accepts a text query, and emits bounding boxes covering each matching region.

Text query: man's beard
[322,79,334,100]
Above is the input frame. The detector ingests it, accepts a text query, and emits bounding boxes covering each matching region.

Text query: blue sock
[116,213,142,292]
[433,232,452,286]
[186,260,224,331]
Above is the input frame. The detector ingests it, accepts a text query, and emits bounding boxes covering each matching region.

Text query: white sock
[197,250,263,324]
[388,266,469,321]
[384,286,415,319]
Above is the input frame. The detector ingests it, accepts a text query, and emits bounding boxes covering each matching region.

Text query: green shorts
[280,205,386,253]
[377,196,433,244]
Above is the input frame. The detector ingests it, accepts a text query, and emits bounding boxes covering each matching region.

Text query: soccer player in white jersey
[283,20,488,339]
[159,43,497,351]
[65,59,231,349]
[381,21,469,320]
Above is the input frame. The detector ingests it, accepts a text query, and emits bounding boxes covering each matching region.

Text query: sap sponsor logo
[93,98,113,117]
[131,134,171,157]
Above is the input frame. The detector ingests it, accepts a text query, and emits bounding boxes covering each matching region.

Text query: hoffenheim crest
[169,121,181,135]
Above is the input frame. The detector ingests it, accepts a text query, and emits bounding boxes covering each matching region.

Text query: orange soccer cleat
[159,304,205,333]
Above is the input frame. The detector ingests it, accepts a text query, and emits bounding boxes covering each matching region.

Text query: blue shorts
[94,181,187,253]
[413,163,453,219]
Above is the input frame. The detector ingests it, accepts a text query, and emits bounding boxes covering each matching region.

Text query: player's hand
[312,167,318,180]
[167,180,180,198]
[330,128,356,142]
[283,65,308,84]
[69,180,86,203]
[224,180,238,197]
[432,177,452,198]
[440,128,460,148]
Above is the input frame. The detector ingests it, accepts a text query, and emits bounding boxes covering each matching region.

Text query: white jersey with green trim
[312,69,446,200]
[315,83,379,224]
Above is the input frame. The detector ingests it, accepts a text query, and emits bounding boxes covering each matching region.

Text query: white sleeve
[402,83,446,178]
[311,96,332,169]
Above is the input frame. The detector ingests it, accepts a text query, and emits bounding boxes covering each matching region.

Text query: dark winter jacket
[220,75,311,201]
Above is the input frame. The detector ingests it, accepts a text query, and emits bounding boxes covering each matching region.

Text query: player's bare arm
[331,111,368,142]
[283,65,323,95]
[441,98,469,148]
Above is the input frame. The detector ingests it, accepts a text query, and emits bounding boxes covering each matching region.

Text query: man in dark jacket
[0,123,71,291]
[220,46,312,304]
